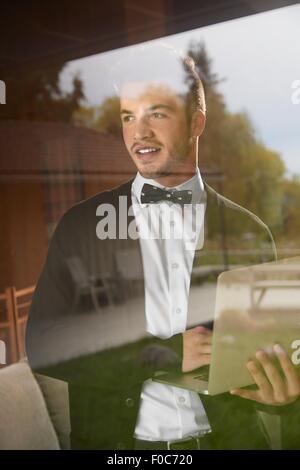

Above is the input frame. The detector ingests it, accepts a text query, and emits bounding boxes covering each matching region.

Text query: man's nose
[133,118,154,140]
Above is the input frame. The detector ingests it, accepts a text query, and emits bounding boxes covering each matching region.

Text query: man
[26,43,300,450]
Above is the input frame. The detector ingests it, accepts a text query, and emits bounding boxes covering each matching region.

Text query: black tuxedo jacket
[26,178,298,449]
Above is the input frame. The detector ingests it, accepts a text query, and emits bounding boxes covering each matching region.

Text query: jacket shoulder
[58,179,133,221]
[204,182,277,259]
[50,179,133,243]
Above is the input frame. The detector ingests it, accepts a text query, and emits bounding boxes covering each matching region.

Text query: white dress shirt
[131,169,211,442]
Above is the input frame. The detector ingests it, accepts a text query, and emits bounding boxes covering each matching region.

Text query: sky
[60,3,300,177]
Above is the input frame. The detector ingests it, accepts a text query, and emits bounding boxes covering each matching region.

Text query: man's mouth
[135,146,161,157]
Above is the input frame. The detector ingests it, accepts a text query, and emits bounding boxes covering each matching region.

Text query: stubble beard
[139,162,172,180]
[138,137,192,180]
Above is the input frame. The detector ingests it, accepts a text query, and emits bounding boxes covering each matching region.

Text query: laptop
[153,256,300,395]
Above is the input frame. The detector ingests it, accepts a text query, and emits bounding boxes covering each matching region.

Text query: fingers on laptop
[230,388,256,401]
[193,327,212,343]
[195,336,212,351]
[254,352,287,403]
[197,344,211,354]
[231,346,300,405]
[273,344,300,398]
[197,355,211,367]
[194,326,212,335]
[230,355,275,403]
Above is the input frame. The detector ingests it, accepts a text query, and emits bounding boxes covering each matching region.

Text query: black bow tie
[140,183,193,205]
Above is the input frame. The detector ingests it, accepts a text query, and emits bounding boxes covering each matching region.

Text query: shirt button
[172,262,179,269]
[178,396,186,404]
[176,308,182,314]
[125,397,134,407]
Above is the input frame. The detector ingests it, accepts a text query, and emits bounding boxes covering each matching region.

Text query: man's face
[120,82,194,180]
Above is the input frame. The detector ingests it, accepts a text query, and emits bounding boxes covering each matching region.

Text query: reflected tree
[0,62,84,122]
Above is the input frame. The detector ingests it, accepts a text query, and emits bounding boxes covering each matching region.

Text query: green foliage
[95,96,122,135]
[186,40,222,90]
[73,96,121,135]
[0,63,85,122]
[186,41,285,233]
[280,178,300,242]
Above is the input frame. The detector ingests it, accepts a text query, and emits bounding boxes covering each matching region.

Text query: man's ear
[190,110,206,138]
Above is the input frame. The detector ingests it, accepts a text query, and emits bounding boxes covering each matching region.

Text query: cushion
[34,372,70,449]
[0,362,60,449]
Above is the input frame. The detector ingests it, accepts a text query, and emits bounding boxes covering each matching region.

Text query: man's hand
[182,326,212,373]
[230,344,300,406]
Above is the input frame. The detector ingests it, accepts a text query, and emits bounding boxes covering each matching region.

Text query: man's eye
[151,112,166,119]
[122,115,134,122]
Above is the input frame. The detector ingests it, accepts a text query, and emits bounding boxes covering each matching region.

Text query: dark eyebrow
[120,109,132,115]
[120,104,175,115]
[147,104,175,112]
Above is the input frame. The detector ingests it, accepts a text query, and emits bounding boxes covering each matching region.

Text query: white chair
[66,256,114,313]
[115,249,144,299]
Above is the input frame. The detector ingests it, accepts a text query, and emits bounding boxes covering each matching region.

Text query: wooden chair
[0,288,18,365]
[11,286,35,361]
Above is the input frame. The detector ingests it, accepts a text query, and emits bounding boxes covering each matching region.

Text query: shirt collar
[132,168,204,205]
